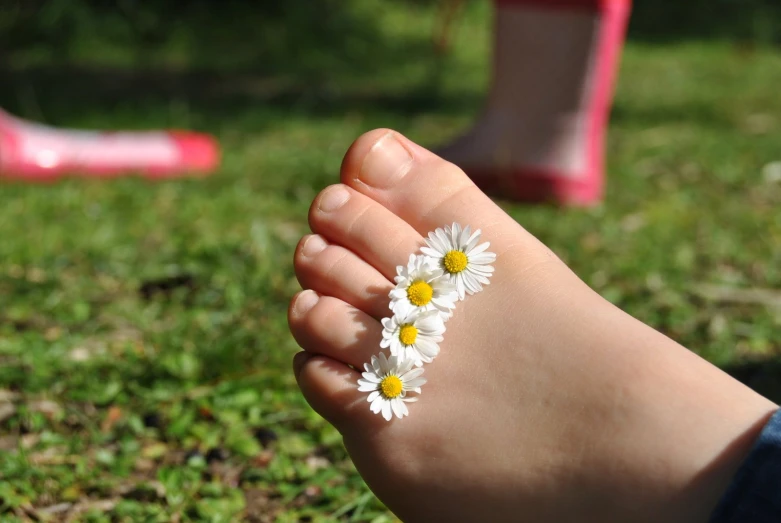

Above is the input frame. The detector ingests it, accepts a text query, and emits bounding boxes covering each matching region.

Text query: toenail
[318,185,350,212]
[359,132,413,189]
[294,290,319,315]
[301,235,327,257]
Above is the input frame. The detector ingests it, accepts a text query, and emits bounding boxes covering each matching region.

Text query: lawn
[1,1,781,521]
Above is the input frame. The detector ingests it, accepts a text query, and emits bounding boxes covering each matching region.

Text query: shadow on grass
[722,357,781,404]
[0,64,475,129]
[628,0,781,45]
[2,0,779,130]
[0,0,467,127]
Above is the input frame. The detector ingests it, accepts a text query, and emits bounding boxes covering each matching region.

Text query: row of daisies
[357,223,496,421]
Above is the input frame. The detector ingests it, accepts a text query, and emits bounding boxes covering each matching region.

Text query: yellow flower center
[407,280,433,307]
[380,375,403,399]
[398,324,418,345]
[442,250,468,274]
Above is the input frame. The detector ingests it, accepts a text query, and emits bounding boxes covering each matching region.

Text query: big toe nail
[357,131,414,189]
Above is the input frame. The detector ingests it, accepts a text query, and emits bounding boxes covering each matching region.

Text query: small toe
[294,234,392,319]
[288,291,384,368]
[293,353,366,428]
[309,184,425,281]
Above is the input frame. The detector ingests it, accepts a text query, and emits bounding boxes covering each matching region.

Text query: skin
[287,129,777,522]
[436,8,602,176]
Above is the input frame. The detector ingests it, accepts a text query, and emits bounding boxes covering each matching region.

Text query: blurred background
[1,0,781,520]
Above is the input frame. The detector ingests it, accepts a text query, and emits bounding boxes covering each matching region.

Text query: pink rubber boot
[439,0,631,206]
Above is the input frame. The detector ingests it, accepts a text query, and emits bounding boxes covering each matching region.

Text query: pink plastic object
[0,109,219,182]
[474,0,631,206]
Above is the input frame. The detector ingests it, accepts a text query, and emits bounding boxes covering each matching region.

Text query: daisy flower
[421,222,496,300]
[389,254,457,319]
[357,353,426,421]
[380,310,445,367]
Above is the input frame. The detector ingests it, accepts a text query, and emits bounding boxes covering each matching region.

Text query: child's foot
[0,109,219,181]
[289,129,777,522]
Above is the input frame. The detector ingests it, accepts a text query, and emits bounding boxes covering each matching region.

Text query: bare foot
[289,129,776,522]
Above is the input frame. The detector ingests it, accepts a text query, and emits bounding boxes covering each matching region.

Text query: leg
[437,0,631,205]
[290,129,776,522]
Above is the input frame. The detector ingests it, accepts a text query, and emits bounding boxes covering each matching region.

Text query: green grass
[2,1,781,521]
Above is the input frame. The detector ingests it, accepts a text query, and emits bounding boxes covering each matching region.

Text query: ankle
[586,339,777,522]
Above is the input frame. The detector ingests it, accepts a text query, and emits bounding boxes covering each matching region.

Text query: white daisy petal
[404,377,427,389]
[371,360,382,376]
[416,313,443,330]
[391,300,414,317]
[459,224,471,247]
[423,231,439,249]
[468,261,495,271]
[389,288,407,300]
[378,353,391,374]
[465,229,482,250]
[420,339,440,358]
[398,356,415,374]
[431,236,448,254]
[436,228,450,248]
[463,275,480,295]
[367,390,380,402]
[358,381,377,392]
[471,272,491,285]
[401,367,425,381]
[470,256,496,267]
[391,398,404,419]
[469,242,491,256]
[453,222,462,239]
[387,353,399,369]
[381,400,392,421]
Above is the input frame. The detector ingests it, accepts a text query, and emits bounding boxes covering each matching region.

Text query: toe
[340,129,546,258]
[308,184,424,281]
[294,234,392,319]
[288,290,384,368]
[293,353,369,428]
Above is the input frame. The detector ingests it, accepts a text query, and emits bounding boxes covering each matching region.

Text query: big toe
[340,129,552,263]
